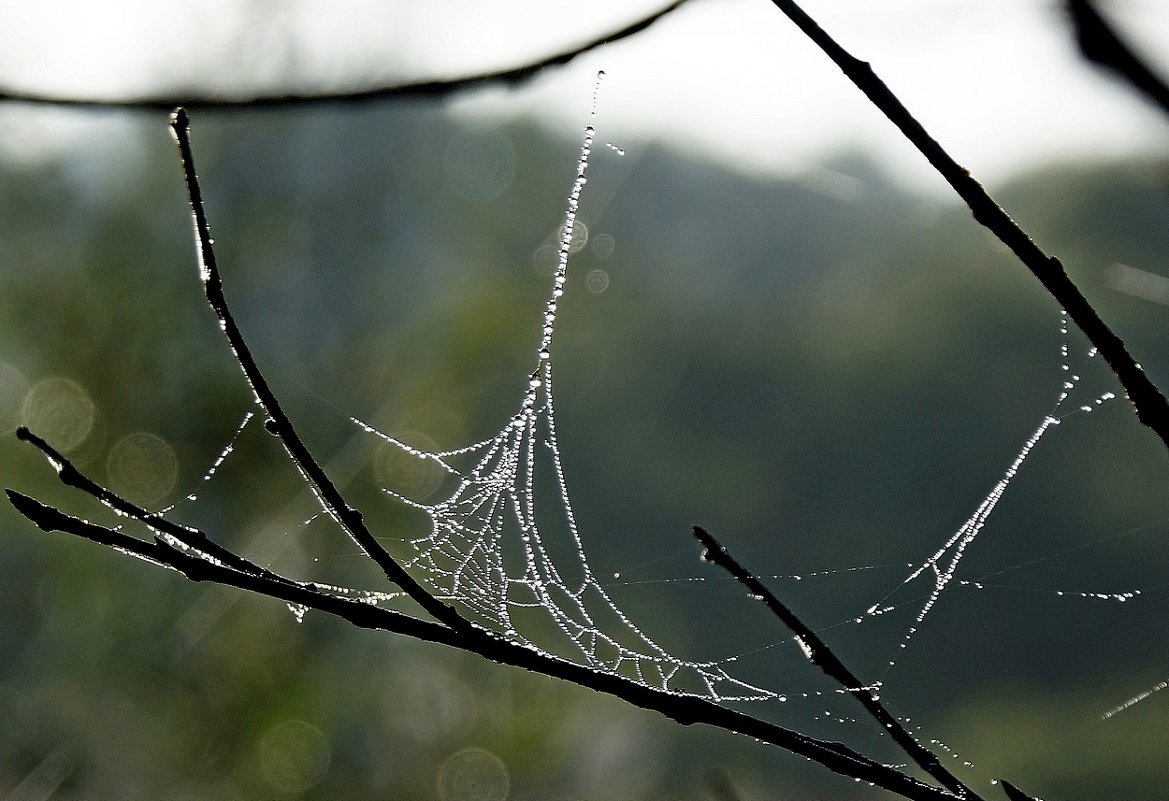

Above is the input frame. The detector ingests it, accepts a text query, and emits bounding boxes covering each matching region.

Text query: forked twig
[3,102,992,801]
[693,526,975,798]
[764,0,1169,451]
[4,462,964,801]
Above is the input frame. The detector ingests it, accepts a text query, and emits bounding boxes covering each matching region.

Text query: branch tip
[999,780,1039,801]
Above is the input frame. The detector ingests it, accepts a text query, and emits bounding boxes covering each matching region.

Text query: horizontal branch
[0,1,688,111]
[4,486,965,801]
[766,0,1169,452]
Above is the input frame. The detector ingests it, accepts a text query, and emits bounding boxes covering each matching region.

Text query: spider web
[356,115,775,702]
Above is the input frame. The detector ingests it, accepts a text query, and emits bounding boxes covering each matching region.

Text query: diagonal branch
[1067,0,1169,121]
[764,0,1169,452]
[0,1,688,111]
[169,108,474,636]
[4,483,970,801]
[1000,780,1041,801]
[693,526,975,798]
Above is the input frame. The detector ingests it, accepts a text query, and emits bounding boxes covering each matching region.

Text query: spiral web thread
[356,110,774,702]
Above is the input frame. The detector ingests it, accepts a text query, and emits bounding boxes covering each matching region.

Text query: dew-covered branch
[763,0,1169,451]
[4,473,966,801]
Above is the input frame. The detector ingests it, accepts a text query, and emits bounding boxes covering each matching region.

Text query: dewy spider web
[355,108,774,702]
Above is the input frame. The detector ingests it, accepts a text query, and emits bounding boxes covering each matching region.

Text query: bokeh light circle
[375,431,445,500]
[444,129,515,202]
[585,269,610,294]
[107,432,178,506]
[22,376,95,451]
[438,748,509,801]
[258,719,331,793]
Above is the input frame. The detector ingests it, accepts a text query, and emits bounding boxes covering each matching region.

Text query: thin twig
[14,425,292,586]
[169,108,474,636]
[0,1,689,111]
[4,485,969,801]
[693,526,975,799]
[765,0,1169,451]
[1067,0,1169,121]
[999,780,1040,801]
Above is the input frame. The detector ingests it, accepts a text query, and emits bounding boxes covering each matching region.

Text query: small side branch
[764,0,1169,452]
[1067,0,1169,121]
[15,426,292,585]
[0,1,688,111]
[693,526,976,798]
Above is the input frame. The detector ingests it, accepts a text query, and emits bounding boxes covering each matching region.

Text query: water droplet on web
[558,220,589,253]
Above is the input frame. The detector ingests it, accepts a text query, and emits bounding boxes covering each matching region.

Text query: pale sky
[0,0,1166,191]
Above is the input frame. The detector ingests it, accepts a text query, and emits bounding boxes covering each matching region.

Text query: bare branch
[764,0,1169,452]
[693,526,977,799]
[1000,780,1041,801]
[4,481,967,801]
[14,425,293,585]
[1067,0,1169,121]
[168,108,478,636]
[0,1,688,111]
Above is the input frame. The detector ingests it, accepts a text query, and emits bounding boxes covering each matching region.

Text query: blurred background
[1,1,1168,799]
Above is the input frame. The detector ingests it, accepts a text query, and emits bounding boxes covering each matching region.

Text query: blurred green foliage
[1,103,1168,800]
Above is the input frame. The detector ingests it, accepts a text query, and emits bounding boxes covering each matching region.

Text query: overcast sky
[0,0,1166,191]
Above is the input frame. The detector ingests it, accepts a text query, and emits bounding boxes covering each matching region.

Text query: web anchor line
[357,106,774,702]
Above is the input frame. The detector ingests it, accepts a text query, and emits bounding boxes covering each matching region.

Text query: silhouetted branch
[765,0,1169,452]
[693,525,974,798]
[158,108,970,799]
[169,108,476,636]
[4,467,966,801]
[0,1,688,111]
[1067,0,1169,121]
[1000,779,1041,801]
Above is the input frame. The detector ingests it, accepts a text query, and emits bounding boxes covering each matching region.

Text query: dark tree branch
[999,780,1041,801]
[1067,0,1169,121]
[14,426,292,586]
[4,482,970,801]
[693,526,975,798]
[765,0,1169,453]
[169,108,476,637]
[0,1,688,111]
